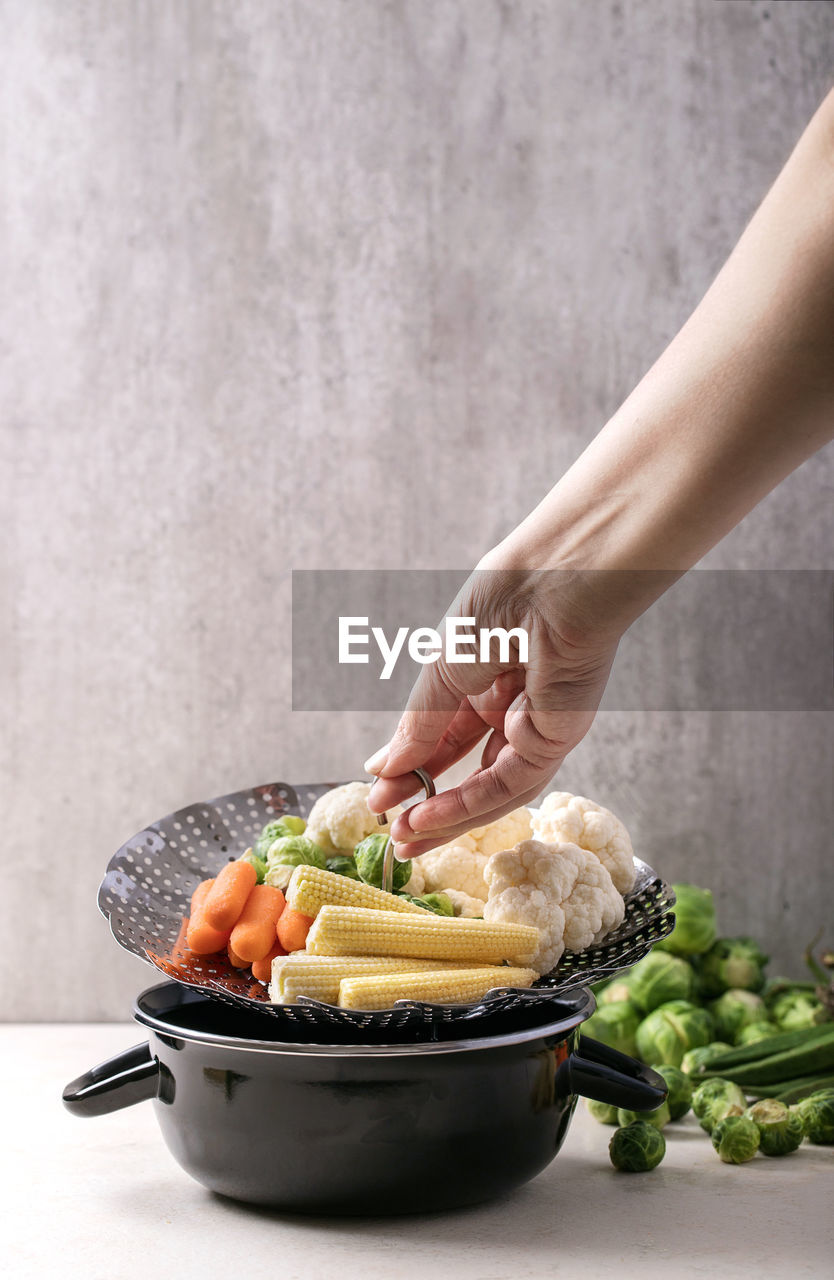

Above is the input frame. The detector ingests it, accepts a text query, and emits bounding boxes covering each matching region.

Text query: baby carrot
[251,938,288,983]
[187,879,230,955]
[229,885,287,963]
[277,907,313,954]
[227,940,249,968]
[204,859,257,932]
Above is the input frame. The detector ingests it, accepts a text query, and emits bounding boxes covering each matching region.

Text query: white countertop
[8,1023,832,1280]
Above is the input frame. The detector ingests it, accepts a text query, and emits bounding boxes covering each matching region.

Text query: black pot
[63,981,665,1214]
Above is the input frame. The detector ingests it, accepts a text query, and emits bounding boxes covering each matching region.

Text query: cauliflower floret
[466,807,533,856]
[401,859,425,897]
[441,887,487,918]
[531,792,636,894]
[484,839,625,975]
[413,840,489,900]
[305,781,399,855]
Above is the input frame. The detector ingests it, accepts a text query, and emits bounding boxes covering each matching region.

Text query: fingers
[389,744,558,848]
[480,728,508,770]
[367,667,526,814]
[366,654,500,813]
[366,662,460,799]
[389,698,600,849]
[365,700,483,812]
[390,776,550,857]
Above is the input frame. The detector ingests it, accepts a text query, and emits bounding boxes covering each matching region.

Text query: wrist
[477,511,680,642]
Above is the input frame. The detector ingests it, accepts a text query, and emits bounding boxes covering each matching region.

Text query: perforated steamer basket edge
[98,776,676,1031]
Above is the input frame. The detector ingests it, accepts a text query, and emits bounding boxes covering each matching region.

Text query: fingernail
[364,744,390,774]
[393,843,413,862]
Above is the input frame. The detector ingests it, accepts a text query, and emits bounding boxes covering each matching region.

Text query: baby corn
[268,954,486,1005]
[338,966,538,1011]
[287,865,424,918]
[306,905,540,966]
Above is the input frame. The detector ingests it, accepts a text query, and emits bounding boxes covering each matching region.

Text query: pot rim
[134,982,595,1058]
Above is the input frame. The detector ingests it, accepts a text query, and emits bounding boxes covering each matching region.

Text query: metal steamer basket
[99,778,676,1033]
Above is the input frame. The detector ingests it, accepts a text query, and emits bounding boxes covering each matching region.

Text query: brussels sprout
[240,847,267,884]
[735,1021,779,1047]
[696,937,769,997]
[680,1042,733,1077]
[744,1099,804,1157]
[768,989,825,1032]
[419,892,455,916]
[266,835,328,871]
[617,1100,671,1129]
[255,816,306,859]
[326,855,360,880]
[709,989,767,1042]
[654,1065,693,1120]
[609,1121,666,1172]
[263,863,293,891]
[762,975,817,1004]
[583,1002,641,1058]
[586,1098,620,1125]
[635,1000,714,1067]
[654,884,717,957]
[598,978,634,1006]
[692,1077,747,1133]
[354,833,412,892]
[711,1114,760,1163]
[628,952,696,1013]
[399,892,455,917]
[793,1089,834,1144]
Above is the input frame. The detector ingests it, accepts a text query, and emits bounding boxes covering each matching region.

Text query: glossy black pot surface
[63,982,666,1214]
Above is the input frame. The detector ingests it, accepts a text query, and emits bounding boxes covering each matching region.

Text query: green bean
[698,1023,833,1074]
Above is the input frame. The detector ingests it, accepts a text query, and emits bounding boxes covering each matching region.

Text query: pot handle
[62,1041,160,1117]
[566,1035,667,1111]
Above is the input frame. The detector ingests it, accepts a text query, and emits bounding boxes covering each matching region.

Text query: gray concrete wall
[2,0,832,1019]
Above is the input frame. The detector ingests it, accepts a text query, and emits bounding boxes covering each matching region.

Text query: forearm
[486,90,834,627]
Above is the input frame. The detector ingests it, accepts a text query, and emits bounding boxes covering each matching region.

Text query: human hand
[364,566,624,858]
[367,90,834,859]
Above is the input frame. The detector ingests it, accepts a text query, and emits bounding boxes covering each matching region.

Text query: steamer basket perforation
[98,780,675,1031]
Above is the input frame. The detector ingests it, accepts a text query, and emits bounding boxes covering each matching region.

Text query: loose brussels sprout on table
[708,989,767,1043]
[598,977,634,1006]
[617,1100,671,1130]
[681,1042,733,1077]
[628,952,696,1013]
[768,989,826,1032]
[711,1114,761,1163]
[654,883,717,957]
[734,1020,779,1047]
[654,1065,693,1120]
[692,1077,747,1133]
[793,1089,834,1144]
[695,937,769,997]
[354,833,412,893]
[587,1099,620,1125]
[609,1121,666,1172]
[635,1000,714,1068]
[583,1001,641,1059]
[744,1099,804,1156]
